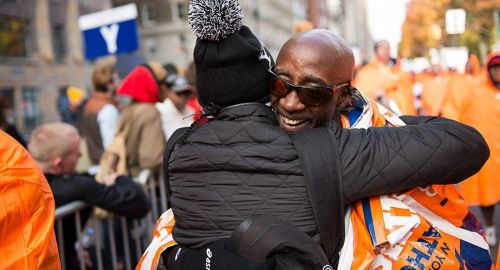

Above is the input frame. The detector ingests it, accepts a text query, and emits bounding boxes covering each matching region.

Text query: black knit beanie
[188,0,274,108]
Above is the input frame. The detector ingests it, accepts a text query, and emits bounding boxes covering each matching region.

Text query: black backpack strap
[290,125,345,267]
[163,127,190,203]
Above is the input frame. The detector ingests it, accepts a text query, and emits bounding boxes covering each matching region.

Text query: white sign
[445,9,466,35]
[440,47,468,73]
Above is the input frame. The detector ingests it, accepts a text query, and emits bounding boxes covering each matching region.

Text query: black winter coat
[168,103,488,249]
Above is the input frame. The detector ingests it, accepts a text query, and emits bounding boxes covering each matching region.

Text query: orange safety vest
[0,130,60,269]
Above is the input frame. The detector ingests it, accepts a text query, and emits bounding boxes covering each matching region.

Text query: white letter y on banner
[100,24,119,54]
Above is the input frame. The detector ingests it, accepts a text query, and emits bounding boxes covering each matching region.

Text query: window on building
[144,38,157,59]
[141,2,157,25]
[52,25,66,63]
[0,88,15,108]
[253,9,260,20]
[0,16,31,58]
[22,87,41,135]
[0,88,16,121]
[177,2,188,19]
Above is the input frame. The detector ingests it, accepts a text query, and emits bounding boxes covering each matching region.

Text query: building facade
[337,0,374,65]
[0,0,111,136]
[240,0,308,57]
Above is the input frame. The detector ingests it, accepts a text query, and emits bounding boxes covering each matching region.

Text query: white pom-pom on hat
[188,0,243,41]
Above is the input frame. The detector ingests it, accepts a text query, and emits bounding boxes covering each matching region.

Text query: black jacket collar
[214,103,278,125]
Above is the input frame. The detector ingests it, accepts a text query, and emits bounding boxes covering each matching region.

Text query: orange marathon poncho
[0,130,60,269]
[420,73,449,116]
[452,52,500,207]
[442,54,483,121]
[136,91,492,270]
[354,59,416,116]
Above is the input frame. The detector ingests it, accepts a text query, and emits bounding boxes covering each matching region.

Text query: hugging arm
[336,115,489,204]
[76,175,150,219]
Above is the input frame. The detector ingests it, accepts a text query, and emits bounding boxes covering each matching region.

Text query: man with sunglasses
[268,29,354,134]
[269,29,493,270]
[138,6,489,269]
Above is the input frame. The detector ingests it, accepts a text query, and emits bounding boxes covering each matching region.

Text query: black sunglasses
[269,69,350,106]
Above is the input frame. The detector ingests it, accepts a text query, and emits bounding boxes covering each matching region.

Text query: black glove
[164,238,275,270]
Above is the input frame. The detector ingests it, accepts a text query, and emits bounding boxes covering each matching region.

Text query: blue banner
[79,4,139,60]
[82,19,139,60]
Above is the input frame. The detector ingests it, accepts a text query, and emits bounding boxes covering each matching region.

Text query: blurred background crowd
[1,0,499,138]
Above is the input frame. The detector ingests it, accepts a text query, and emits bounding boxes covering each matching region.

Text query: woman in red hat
[115,62,166,177]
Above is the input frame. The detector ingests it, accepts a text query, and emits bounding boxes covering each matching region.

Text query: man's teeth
[281,115,306,126]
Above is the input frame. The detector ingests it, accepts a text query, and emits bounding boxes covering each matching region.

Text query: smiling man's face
[271,30,354,132]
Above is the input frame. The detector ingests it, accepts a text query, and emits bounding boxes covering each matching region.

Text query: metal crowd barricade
[54,170,170,270]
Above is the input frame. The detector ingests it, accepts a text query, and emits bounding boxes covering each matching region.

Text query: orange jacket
[0,131,60,269]
[441,72,481,120]
[442,54,482,121]
[456,51,500,206]
[420,74,449,116]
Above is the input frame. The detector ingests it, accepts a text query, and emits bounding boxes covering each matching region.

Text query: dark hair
[163,63,178,76]
[373,40,389,52]
[58,85,68,96]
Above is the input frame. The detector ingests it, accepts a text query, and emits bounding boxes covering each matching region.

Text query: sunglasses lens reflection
[299,88,331,106]
[270,77,289,98]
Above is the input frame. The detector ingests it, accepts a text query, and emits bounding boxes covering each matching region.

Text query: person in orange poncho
[442,54,482,121]
[354,40,416,115]
[456,52,500,246]
[420,65,450,116]
[0,130,60,269]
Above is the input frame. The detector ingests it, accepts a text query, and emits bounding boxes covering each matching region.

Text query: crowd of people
[353,41,500,248]
[0,0,499,269]
[1,48,202,269]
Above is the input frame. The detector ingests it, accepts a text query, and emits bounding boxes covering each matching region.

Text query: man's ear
[52,157,63,173]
